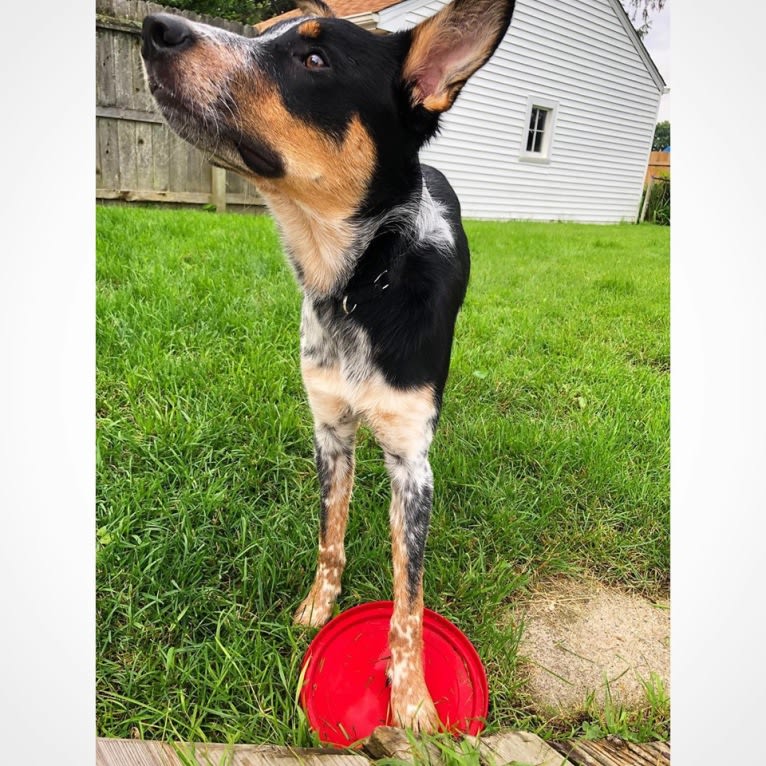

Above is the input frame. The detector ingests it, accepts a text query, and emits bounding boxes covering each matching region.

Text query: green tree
[160,0,293,24]
[160,0,669,33]
[652,121,670,151]
[621,0,667,38]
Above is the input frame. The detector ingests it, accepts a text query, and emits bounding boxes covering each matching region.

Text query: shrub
[642,177,670,226]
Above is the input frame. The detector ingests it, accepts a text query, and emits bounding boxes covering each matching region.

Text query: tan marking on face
[298,19,322,38]
[231,80,376,293]
[154,29,375,295]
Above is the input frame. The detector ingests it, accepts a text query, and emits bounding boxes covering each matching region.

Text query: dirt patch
[516,578,669,717]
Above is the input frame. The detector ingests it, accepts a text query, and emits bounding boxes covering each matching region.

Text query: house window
[520,98,558,164]
[526,107,549,153]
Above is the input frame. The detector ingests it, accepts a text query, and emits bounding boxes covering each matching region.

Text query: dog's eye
[304,52,328,69]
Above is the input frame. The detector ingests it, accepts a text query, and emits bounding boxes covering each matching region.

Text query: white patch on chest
[413,180,455,252]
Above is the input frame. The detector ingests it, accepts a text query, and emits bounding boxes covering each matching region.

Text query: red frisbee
[299,601,488,747]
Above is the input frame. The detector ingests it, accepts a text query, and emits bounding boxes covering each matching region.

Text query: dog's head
[141,0,514,217]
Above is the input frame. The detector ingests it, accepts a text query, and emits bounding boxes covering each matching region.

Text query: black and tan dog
[141,0,515,732]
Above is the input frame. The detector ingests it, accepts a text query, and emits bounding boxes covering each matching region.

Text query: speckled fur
[141,0,516,733]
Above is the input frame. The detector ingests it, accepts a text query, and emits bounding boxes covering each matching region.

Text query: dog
[141,0,515,733]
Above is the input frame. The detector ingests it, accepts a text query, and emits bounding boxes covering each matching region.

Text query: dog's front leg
[385,447,440,733]
[294,363,359,628]
[370,389,441,734]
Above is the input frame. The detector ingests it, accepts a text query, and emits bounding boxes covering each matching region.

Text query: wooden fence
[96,0,265,212]
[644,150,670,186]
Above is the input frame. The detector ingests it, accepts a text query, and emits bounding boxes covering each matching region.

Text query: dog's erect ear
[403,0,515,113]
[295,0,335,17]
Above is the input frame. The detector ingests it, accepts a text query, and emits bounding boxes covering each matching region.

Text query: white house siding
[377,0,664,223]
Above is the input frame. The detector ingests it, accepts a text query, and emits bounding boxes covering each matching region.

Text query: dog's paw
[389,680,440,734]
[293,589,334,628]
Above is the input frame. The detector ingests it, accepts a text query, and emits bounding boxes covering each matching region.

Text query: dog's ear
[295,0,335,17]
[402,0,515,113]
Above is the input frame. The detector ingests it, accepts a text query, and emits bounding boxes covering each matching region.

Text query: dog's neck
[261,169,431,299]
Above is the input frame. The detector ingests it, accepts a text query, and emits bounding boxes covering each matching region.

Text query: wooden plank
[211,166,227,211]
[97,119,121,190]
[152,123,171,192]
[167,132,189,194]
[116,119,138,191]
[130,34,156,113]
[113,28,135,109]
[645,742,670,759]
[96,739,371,766]
[552,740,669,766]
[128,0,143,20]
[97,188,264,208]
[224,172,265,206]
[96,106,164,125]
[639,175,655,222]
[555,742,618,766]
[472,732,574,766]
[144,2,168,16]
[127,33,146,111]
[226,171,245,196]
[135,122,155,191]
[96,30,117,107]
[112,0,135,20]
[188,148,211,194]
[97,189,213,204]
[363,727,445,765]
[97,14,142,35]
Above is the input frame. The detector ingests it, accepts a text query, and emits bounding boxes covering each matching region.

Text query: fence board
[131,44,156,113]
[98,119,121,190]
[96,31,117,107]
[127,35,145,110]
[112,0,134,19]
[112,31,135,109]
[188,148,210,194]
[96,0,265,210]
[227,172,246,196]
[644,150,670,186]
[135,122,156,190]
[145,2,168,15]
[152,124,170,191]
[117,119,138,190]
[97,106,164,124]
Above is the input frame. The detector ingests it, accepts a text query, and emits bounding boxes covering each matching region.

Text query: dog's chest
[300,298,374,383]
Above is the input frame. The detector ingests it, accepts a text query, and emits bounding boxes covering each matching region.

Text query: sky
[639,4,671,122]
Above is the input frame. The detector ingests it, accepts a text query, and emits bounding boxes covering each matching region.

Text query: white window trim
[519,96,559,165]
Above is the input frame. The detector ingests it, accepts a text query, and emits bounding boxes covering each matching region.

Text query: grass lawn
[96,205,669,744]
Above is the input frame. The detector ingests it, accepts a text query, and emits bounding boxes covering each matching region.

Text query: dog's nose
[141,14,195,60]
